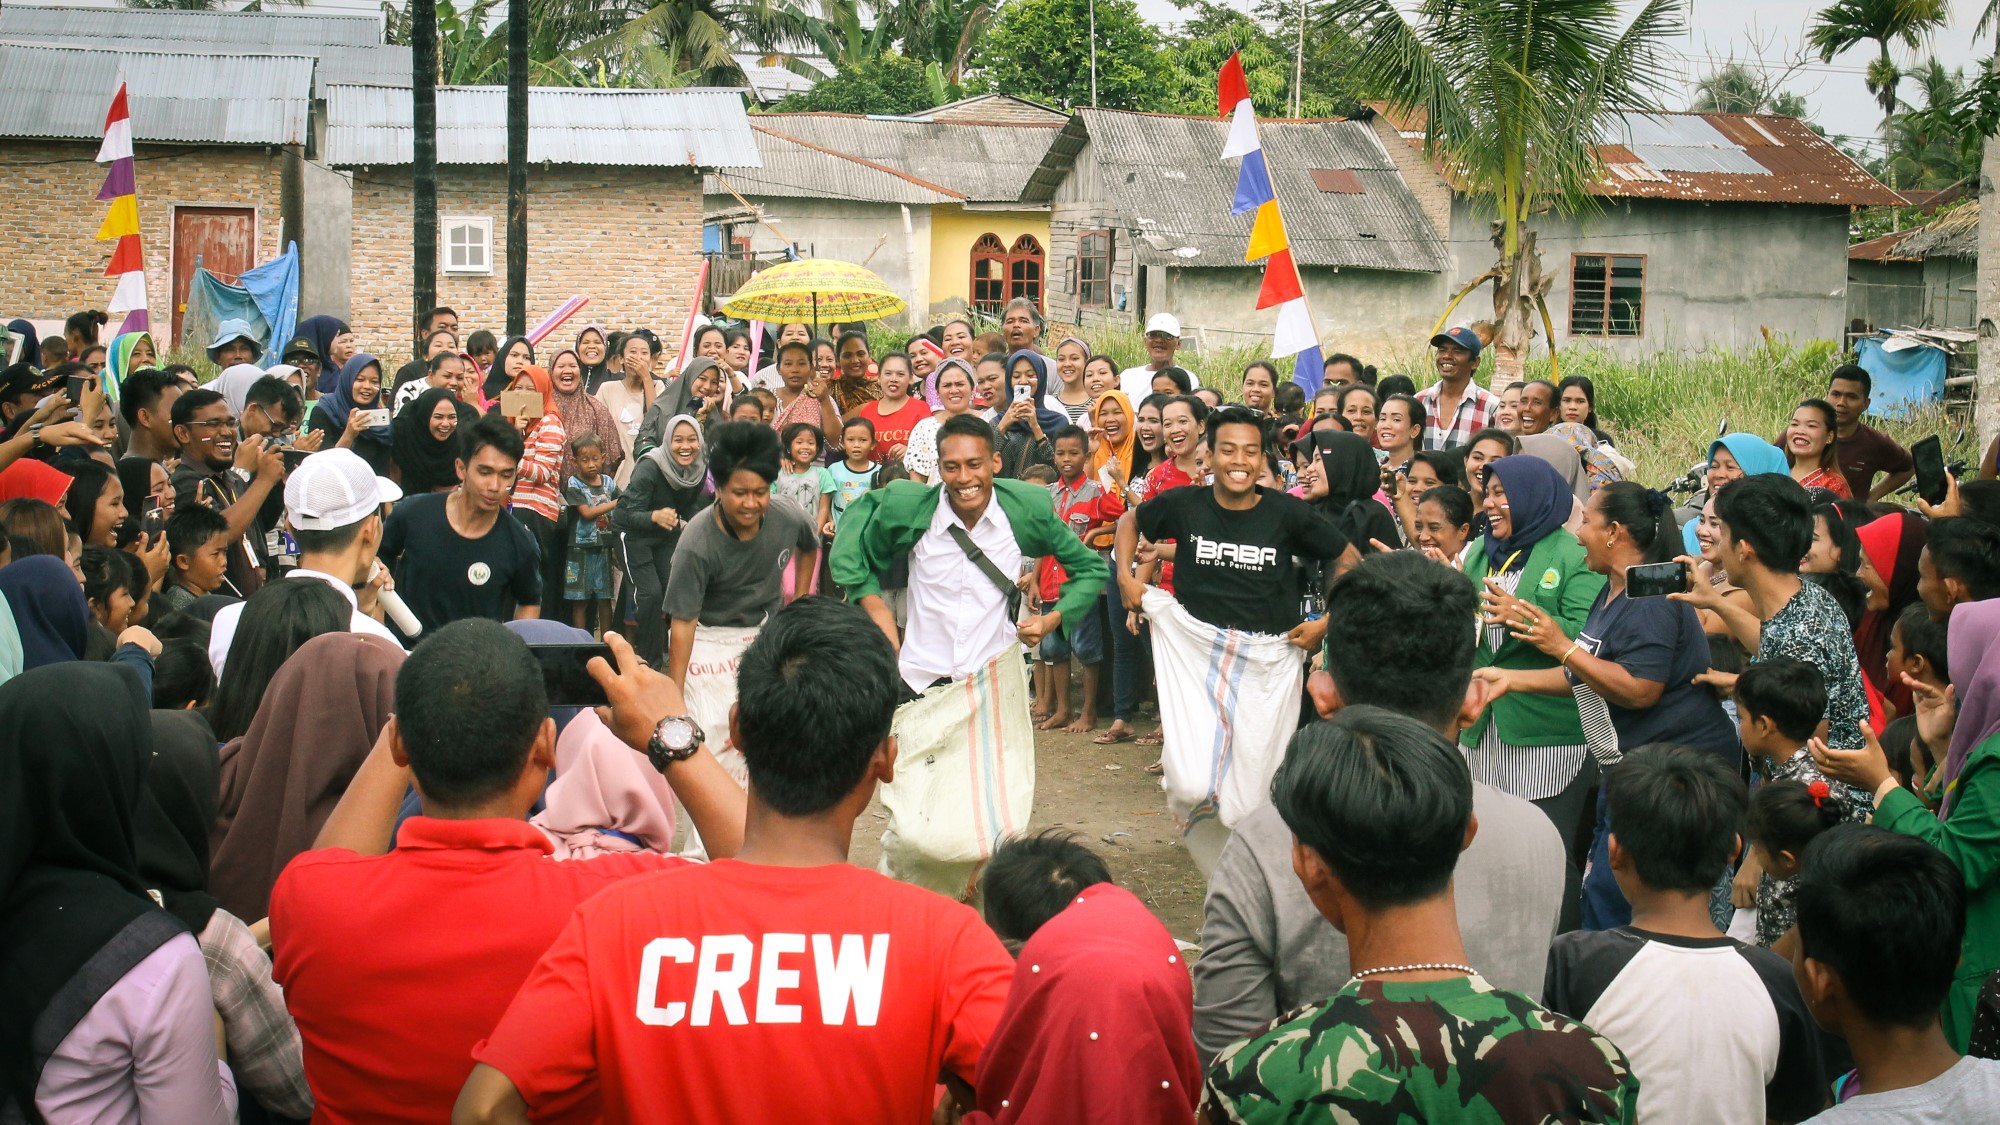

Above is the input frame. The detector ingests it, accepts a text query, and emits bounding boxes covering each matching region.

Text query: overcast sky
[1130,0,1994,152]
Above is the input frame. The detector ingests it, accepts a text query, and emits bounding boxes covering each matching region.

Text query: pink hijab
[1942,599,2000,814]
[529,710,678,858]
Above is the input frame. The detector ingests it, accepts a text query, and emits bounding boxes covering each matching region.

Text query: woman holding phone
[309,354,396,475]
[1476,480,1735,927]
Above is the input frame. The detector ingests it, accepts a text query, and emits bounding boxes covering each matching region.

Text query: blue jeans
[1108,581,1149,722]
[1581,784,1631,930]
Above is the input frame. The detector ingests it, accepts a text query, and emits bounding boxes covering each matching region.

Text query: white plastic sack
[1144,586,1303,875]
[677,624,758,858]
[878,654,1036,899]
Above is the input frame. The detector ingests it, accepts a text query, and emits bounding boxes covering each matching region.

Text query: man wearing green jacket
[832,413,1108,695]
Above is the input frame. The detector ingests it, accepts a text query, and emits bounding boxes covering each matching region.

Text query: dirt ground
[846,704,1211,947]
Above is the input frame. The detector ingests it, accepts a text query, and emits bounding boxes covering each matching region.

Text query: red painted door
[172,206,256,347]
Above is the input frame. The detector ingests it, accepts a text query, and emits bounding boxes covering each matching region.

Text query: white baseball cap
[285,448,403,531]
[1144,313,1182,339]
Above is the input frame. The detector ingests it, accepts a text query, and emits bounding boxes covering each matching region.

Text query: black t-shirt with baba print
[1135,485,1349,636]
[379,492,542,633]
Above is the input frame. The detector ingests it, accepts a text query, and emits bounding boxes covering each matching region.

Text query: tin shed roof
[1371,104,1901,207]
[1022,108,1450,273]
[324,84,760,168]
[743,113,1064,203]
[707,125,964,205]
[0,41,313,145]
[0,3,380,49]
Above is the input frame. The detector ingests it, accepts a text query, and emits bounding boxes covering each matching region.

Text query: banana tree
[1321,0,1682,381]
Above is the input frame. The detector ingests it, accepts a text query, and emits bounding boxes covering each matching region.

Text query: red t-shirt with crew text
[860,398,934,463]
[474,859,1014,1124]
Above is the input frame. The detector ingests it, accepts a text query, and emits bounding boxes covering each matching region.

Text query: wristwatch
[27,422,43,448]
[645,714,705,772]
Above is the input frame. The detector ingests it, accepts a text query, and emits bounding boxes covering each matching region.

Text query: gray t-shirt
[1805,1056,2000,1123]
[661,501,818,627]
[1191,781,1566,1063]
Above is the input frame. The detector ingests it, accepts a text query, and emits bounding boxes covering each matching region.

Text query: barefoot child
[563,434,619,633]
[1035,425,1121,733]
[775,423,834,597]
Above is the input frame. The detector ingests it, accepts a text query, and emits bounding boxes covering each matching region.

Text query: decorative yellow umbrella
[720,258,907,330]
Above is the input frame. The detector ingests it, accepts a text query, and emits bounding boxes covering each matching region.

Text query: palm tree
[879,0,995,85]
[1883,59,1983,189]
[1689,61,1809,118]
[544,0,823,88]
[1806,0,1948,127]
[1321,0,1681,380]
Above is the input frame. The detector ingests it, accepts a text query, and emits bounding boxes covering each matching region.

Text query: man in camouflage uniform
[1201,705,1638,1124]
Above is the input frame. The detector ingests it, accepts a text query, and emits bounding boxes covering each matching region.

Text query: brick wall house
[346,165,704,358]
[326,84,759,358]
[0,44,312,348]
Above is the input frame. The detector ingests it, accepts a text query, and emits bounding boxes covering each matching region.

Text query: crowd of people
[5,295,2000,1124]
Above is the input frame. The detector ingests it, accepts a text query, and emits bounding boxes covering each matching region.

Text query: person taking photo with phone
[1474,481,1736,929]
[307,354,396,477]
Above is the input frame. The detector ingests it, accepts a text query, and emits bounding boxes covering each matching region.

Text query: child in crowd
[1034,427,1120,734]
[1885,601,1950,704]
[867,461,913,632]
[157,505,233,615]
[826,418,879,537]
[728,396,763,424]
[1793,826,2000,1121]
[1544,747,1826,1124]
[747,387,777,422]
[1746,779,1850,955]
[465,329,497,375]
[1016,462,1061,714]
[775,422,833,598]
[563,434,619,634]
[1733,659,1873,949]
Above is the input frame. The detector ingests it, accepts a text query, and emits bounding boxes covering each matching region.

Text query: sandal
[1135,728,1165,746]
[1093,722,1134,745]
[1144,758,1164,775]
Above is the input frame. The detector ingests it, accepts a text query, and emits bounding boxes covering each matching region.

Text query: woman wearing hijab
[295,315,351,395]
[1854,511,1928,699]
[1817,598,2000,1050]
[1546,420,1624,492]
[210,362,267,416]
[612,413,713,665]
[1088,389,1136,490]
[574,324,614,393]
[1460,454,1607,927]
[1302,429,1402,551]
[208,631,402,921]
[548,347,623,484]
[904,359,980,484]
[137,708,314,1118]
[0,662,238,1124]
[964,881,1199,1125]
[635,356,727,461]
[484,335,535,406]
[307,354,396,475]
[6,318,39,368]
[392,386,476,494]
[103,330,156,402]
[529,709,680,859]
[1677,432,1790,552]
[995,350,1061,479]
[0,554,90,668]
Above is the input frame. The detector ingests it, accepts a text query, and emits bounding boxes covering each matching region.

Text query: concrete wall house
[0,41,317,350]
[325,85,759,359]
[1365,105,1902,357]
[1886,202,1980,332]
[706,111,1065,325]
[1023,108,1453,360]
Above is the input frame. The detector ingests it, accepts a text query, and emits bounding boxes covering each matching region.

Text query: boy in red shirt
[455,597,1014,1125]
[1035,424,1123,734]
[268,620,746,1125]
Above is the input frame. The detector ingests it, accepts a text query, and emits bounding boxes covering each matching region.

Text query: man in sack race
[1113,405,1361,875]
[831,413,1108,897]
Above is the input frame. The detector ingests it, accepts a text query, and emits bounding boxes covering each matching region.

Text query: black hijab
[1315,430,1401,547]
[485,335,534,402]
[0,663,181,1110]
[135,709,223,934]
[392,387,476,493]
[296,314,350,394]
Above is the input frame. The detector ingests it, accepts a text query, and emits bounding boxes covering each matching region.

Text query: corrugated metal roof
[0,3,379,48]
[925,94,1069,125]
[746,113,1064,202]
[0,42,312,144]
[316,45,412,97]
[1023,109,1449,273]
[1848,229,1920,262]
[706,125,962,205]
[729,52,831,104]
[324,84,760,168]
[1372,103,1902,207]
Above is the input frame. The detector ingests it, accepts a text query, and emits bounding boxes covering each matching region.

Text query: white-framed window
[442,216,493,275]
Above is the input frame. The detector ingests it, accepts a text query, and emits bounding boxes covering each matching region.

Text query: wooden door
[172,206,256,347]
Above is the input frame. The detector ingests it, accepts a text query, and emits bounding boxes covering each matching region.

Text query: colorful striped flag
[95,78,149,348]
[1218,53,1324,393]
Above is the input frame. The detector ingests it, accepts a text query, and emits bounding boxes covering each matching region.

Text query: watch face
[658,716,696,750]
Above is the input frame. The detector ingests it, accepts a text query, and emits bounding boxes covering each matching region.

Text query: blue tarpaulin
[1855,335,1948,419]
[179,241,299,367]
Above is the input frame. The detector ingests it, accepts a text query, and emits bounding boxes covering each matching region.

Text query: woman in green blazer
[1461,454,1606,924]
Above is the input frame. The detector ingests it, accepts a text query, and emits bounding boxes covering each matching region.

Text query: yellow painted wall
[926,205,1052,316]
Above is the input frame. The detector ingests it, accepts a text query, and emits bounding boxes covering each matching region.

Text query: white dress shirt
[207,567,403,678]
[1119,363,1200,402]
[899,496,1022,693]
